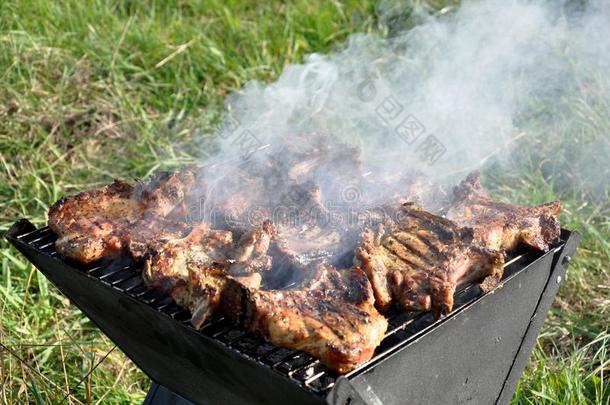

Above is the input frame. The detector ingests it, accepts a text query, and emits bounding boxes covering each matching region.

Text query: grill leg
[143,383,196,405]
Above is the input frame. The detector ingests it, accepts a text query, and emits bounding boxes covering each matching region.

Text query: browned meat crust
[48,168,197,264]
[48,180,138,263]
[47,162,562,375]
[223,264,388,373]
[143,221,274,329]
[355,203,505,317]
[447,172,561,252]
[143,220,387,372]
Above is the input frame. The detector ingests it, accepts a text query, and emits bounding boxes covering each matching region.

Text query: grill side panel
[495,229,580,404]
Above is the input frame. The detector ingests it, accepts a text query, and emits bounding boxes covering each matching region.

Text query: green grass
[0,0,608,404]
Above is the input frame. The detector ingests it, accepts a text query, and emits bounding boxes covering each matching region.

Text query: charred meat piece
[273,221,348,267]
[262,225,355,290]
[203,167,270,230]
[124,217,191,262]
[143,221,274,329]
[227,220,274,275]
[355,203,505,317]
[206,135,360,228]
[134,168,198,217]
[262,133,362,189]
[238,179,356,272]
[275,181,329,224]
[48,168,198,264]
[223,264,388,374]
[446,172,561,252]
[48,180,138,264]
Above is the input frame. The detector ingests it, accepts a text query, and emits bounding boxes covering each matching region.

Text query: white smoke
[200,0,610,218]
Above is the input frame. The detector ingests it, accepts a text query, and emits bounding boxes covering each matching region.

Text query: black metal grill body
[5,220,580,405]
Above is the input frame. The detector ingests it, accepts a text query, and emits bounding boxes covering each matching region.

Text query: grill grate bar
[16,228,43,241]
[172,310,192,323]
[89,267,112,279]
[37,240,58,250]
[247,341,277,360]
[86,265,103,274]
[262,347,295,366]
[150,296,175,310]
[31,238,58,252]
[115,274,144,292]
[126,284,149,298]
[217,328,246,345]
[230,335,262,353]
[200,316,227,331]
[159,302,183,316]
[103,270,138,286]
[304,370,326,386]
[98,264,133,279]
[292,359,320,378]
[138,289,167,304]
[306,373,336,392]
[18,226,53,243]
[276,352,313,374]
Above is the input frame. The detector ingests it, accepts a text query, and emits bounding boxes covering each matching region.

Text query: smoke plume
[197,0,610,226]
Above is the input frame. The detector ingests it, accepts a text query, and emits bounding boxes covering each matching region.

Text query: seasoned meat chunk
[143,221,274,329]
[48,168,197,264]
[447,172,561,252]
[223,264,388,373]
[355,203,505,316]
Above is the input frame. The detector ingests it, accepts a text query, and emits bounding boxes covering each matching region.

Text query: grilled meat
[267,169,449,270]
[48,168,197,264]
[48,180,138,263]
[48,156,562,375]
[219,178,357,271]
[135,168,198,217]
[274,225,348,267]
[124,217,192,262]
[447,172,561,252]
[203,168,269,230]
[271,180,352,267]
[355,203,505,316]
[143,221,274,329]
[227,220,274,275]
[223,264,388,373]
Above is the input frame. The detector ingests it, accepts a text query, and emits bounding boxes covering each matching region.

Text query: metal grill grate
[15,225,542,396]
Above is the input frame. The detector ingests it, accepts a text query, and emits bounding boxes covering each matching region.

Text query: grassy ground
[0,1,607,404]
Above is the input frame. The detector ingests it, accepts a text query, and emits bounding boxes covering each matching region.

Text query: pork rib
[143,221,274,329]
[223,263,388,373]
[48,168,197,264]
[355,203,505,317]
[447,172,561,252]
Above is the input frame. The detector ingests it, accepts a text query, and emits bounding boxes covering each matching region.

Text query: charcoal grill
[5,219,579,405]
